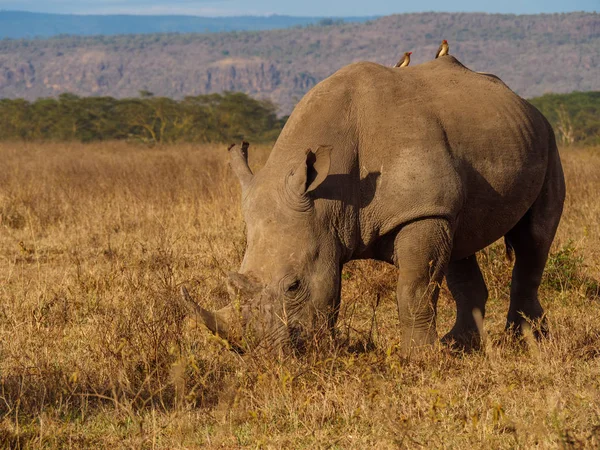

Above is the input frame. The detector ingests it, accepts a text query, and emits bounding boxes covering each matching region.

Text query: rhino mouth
[288,325,308,354]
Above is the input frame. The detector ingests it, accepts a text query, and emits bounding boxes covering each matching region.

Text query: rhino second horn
[180,286,233,338]
[228,141,253,191]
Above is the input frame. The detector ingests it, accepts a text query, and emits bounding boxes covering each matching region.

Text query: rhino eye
[286,280,301,294]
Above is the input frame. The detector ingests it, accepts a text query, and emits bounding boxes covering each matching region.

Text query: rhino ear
[229,141,253,192]
[289,146,332,195]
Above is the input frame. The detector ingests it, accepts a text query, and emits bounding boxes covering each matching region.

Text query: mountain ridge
[0,12,598,114]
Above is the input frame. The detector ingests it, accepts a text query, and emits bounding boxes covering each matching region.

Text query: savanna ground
[0,141,599,449]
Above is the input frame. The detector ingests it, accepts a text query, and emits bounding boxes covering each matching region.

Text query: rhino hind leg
[442,255,488,351]
[504,216,557,338]
[504,152,565,337]
[393,218,453,353]
[504,226,552,337]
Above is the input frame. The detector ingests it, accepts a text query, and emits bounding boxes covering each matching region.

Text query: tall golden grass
[0,141,599,448]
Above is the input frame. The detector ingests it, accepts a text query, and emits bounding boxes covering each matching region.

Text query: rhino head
[182,142,345,353]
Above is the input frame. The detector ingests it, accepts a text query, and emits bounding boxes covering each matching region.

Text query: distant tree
[530,92,600,146]
[0,99,29,139]
[555,104,576,145]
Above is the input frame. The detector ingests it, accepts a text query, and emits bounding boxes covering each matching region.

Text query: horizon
[0,0,597,17]
[1,9,599,18]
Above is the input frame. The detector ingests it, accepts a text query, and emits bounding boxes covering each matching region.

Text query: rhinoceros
[182,56,566,353]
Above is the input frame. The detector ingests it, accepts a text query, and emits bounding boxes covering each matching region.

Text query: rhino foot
[505,315,549,340]
[441,328,482,353]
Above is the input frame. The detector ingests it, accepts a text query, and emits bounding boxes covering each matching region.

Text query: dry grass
[0,141,599,449]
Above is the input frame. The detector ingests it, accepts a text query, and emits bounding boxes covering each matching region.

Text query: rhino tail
[504,237,514,263]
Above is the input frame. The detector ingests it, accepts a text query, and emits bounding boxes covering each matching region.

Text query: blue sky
[0,0,597,16]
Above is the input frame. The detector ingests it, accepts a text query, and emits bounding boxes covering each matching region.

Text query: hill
[0,11,371,39]
[0,12,598,114]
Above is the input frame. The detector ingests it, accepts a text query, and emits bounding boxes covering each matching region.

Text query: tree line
[0,90,597,145]
[529,91,599,146]
[0,91,286,144]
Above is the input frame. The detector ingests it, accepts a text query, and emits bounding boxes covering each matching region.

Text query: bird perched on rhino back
[394,51,412,68]
[435,39,449,58]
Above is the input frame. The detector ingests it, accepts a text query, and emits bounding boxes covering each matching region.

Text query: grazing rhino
[183,56,565,353]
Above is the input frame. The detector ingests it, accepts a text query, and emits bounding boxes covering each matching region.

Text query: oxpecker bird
[394,51,412,68]
[435,40,449,58]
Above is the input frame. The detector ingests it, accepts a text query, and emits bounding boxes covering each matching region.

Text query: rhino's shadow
[315,171,381,208]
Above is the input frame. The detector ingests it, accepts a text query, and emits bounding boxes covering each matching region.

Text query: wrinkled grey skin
[184,56,566,353]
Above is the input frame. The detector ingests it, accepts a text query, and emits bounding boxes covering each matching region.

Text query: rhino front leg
[393,218,452,353]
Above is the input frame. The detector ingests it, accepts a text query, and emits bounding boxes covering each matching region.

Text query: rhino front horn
[179,286,234,339]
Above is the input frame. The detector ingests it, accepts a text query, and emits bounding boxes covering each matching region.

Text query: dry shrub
[0,141,599,448]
